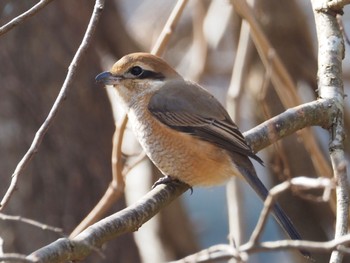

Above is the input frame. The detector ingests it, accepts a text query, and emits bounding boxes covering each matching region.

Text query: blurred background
[0,0,349,262]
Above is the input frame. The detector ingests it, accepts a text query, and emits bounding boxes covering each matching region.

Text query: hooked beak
[95,71,122,85]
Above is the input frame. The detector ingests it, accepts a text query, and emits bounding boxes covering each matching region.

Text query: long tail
[231,153,301,240]
[238,164,302,240]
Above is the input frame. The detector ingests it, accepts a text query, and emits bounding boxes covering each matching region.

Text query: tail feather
[232,154,301,240]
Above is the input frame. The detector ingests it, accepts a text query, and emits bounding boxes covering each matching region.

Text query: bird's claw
[152,176,193,194]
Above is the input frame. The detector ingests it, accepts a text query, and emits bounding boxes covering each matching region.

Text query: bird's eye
[129,66,143,76]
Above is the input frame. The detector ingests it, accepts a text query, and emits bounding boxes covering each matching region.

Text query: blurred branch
[151,0,189,56]
[0,254,33,263]
[310,1,348,263]
[231,0,333,180]
[0,0,55,37]
[0,213,63,234]
[0,0,105,211]
[226,9,253,255]
[27,182,190,263]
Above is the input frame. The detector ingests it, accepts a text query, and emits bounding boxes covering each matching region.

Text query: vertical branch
[151,0,189,56]
[310,1,348,263]
[226,16,253,254]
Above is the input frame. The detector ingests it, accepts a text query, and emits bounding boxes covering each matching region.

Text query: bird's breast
[128,99,239,186]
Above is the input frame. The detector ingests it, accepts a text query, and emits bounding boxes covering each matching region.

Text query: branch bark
[310,1,348,263]
[26,182,189,263]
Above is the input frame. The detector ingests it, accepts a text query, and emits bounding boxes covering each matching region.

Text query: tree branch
[24,99,335,261]
[171,177,338,263]
[0,213,62,234]
[0,0,105,211]
[0,0,55,37]
[244,98,333,152]
[310,1,348,263]
[26,182,189,263]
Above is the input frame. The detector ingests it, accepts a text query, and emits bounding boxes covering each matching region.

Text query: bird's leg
[152,175,193,194]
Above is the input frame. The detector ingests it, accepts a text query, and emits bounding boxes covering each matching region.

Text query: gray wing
[148,79,263,164]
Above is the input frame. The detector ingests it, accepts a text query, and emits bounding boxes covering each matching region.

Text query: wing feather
[148,79,263,164]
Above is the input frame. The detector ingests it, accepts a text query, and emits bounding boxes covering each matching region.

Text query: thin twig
[173,177,337,263]
[230,0,333,181]
[226,11,253,253]
[0,0,105,211]
[151,0,189,56]
[248,181,291,245]
[0,0,55,37]
[0,213,63,234]
[248,177,335,247]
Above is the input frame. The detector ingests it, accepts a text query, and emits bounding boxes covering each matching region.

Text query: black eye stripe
[138,70,165,80]
[127,66,164,80]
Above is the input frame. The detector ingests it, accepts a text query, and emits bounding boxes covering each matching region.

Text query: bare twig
[0,213,63,234]
[248,177,336,247]
[168,244,242,263]
[151,0,189,56]
[230,0,333,180]
[0,0,105,211]
[171,234,350,263]
[226,9,253,253]
[0,0,55,37]
[172,177,337,263]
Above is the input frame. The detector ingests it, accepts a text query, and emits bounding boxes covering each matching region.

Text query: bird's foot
[152,176,193,194]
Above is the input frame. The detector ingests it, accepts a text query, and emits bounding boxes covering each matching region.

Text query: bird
[95,52,304,248]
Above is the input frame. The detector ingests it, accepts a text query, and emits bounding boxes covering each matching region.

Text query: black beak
[95,71,122,85]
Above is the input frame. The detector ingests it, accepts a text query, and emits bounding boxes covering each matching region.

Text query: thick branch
[310,1,348,263]
[244,99,333,152]
[26,182,189,263]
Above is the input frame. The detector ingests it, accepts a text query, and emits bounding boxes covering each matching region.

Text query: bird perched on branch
[96,52,304,246]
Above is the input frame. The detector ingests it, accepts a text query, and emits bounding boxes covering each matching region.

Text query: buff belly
[128,107,238,186]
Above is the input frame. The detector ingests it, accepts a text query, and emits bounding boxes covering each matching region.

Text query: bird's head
[96,53,181,106]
